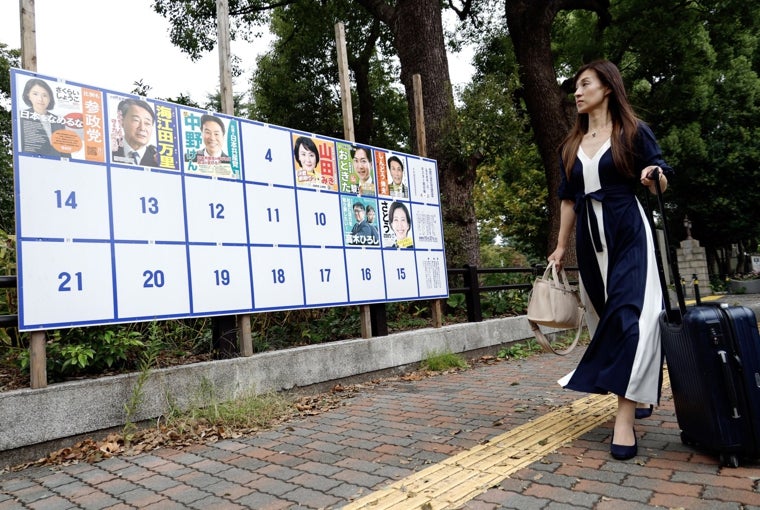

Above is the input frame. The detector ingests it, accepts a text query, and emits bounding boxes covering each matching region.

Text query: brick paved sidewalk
[1,347,759,510]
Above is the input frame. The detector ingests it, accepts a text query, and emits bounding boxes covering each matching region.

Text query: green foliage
[1,44,21,235]
[497,340,542,360]
[0,229,17,346]
[421,350,468,371]
[18,326,145,381]
[249,0,408,148]
[123,322,163,444]
[455,35,548,258]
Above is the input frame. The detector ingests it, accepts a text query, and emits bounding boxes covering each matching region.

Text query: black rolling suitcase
[647,173,760,467]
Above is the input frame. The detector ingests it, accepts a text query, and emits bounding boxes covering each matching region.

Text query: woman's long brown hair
[560,60,640,180]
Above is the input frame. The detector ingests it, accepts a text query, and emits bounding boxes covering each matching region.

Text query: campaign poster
[14,74,106,162]
[337,142,377,196]
[181,109,241,179]
[379,152,409,199]
[108,94,179,171]
[341,195,380,247]
[292,134,338,190]
[379,199,414,249]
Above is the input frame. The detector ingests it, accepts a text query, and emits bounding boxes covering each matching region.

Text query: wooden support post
[336,22,374,339]
[216,0,252,356]
[412,74,444,328]
[20,0,48,388]
[29,331,46,389]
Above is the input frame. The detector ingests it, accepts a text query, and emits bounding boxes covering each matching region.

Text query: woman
[294,136,333,188]
[19,78,67,156]
[548,60,674,461]
[389,201,413,248]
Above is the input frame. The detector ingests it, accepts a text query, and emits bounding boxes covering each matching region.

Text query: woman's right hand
[548,247,566,271]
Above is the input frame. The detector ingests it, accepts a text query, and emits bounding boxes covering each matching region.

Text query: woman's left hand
[641,166,667,194]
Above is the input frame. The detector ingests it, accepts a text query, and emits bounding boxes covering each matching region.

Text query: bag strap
[528,311,584,355]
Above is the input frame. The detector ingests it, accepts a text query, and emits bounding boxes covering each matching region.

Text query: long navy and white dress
[557,123,674,406]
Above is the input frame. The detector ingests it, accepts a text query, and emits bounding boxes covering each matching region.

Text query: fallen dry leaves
[2,360,494,474]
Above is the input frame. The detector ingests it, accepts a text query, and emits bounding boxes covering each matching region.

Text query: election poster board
[10,69,448,331]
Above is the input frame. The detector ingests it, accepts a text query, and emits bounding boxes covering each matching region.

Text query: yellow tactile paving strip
[344,371,672,510]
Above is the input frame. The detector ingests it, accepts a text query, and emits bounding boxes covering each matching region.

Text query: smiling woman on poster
[389,201,413,248]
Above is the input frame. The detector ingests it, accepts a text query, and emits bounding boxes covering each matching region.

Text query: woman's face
[391,207,409,239]
[298,144,317,172]
[353,149,371,182]
[28,84,51,114]
[574,69,608,114]
[367,208,375,223]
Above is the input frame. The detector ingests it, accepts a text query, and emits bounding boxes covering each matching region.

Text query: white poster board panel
[416,251,448,297]
[382,249,419,300]
[19,241,115,327]
[184,176,247,244]
[16,157,110,239]
[11,69,448,331]
[300,247,348,305]
[411,204,444,250]
[245,183,299,246]
[408,157,439,205]
[110,168,186,242]
[188,245,253,313]
[345,249,386,302]
[250,246,305,309]
[240,122,295,187]
[113,243,190,319]
[295,190,344,247]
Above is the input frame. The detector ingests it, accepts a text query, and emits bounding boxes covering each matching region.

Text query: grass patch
[421,350,469,371]
[165,380,295,433]
[497,327,590,359]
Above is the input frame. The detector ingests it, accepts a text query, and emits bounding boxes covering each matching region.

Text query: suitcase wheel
[680,431,697,447]
[719,453,740,468]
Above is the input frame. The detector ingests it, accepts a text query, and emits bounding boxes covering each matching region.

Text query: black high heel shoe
[635,405,653,419]
[610,429,638,461]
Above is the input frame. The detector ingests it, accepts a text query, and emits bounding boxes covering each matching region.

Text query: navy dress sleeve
[635,122,674,180]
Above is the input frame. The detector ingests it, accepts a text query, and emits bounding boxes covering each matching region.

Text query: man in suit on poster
[111,98,159,167]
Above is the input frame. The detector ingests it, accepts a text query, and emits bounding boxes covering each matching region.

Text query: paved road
[1,295,760,509]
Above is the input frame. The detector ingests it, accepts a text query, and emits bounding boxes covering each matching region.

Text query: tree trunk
[505,0,608,263]
[358,0,480,267]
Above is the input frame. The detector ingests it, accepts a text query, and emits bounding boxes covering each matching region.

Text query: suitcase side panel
[714,305,760,454]
[660,308,745,452]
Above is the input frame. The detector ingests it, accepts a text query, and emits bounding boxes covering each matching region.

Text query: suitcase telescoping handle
[717,349,742,419]
[647,168,688,317]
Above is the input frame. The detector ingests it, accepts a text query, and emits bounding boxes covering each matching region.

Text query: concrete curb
[0,315,549,454]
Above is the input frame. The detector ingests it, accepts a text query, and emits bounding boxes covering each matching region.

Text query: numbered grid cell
[300,247,348,305]
[245,183,299,245]
[110,168,186,242]
[408,157,440,205]
[16,156,110,239]
[416,251,448,297]
[240,122,295,187]
[382,249,419,300]
[250,246,305,309]
[411,204,443,250]
[344,249,386,302]
[18,241,115,329]
[184,175,247,244]
[113,243,190,319]
[296,190,344,247]
[188,245,253,314]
